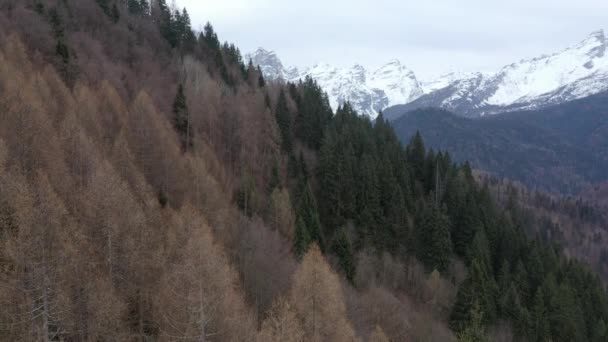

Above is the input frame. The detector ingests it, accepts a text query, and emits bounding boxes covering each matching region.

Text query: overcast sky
[176,0,608,79]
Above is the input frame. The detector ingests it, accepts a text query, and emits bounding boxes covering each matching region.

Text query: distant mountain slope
[386,30,608,119]
[390,91,608,193]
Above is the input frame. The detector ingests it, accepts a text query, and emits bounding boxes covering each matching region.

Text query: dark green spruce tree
[96,0,111,16]
[317,127,344,236]
[257,66,266,87]
[293,180,323,257]
[111,3,120,23]
[416,203,452,271]
[275,89,293,153]
[331,227,355,283]
[172,84,193,152]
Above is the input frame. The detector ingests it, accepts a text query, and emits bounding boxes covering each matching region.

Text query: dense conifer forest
[0,1,607,341]
[390,103,608,194]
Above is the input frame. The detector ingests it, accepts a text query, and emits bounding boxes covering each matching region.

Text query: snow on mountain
[420,71,484,94]
[397,29,608,117]
[368,60,424,110]
[246,48,286,80]
[485,29,608,108]
[245,49,423,119]
[249,29,608,119]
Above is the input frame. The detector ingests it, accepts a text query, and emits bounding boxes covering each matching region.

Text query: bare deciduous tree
[291,244,359,342]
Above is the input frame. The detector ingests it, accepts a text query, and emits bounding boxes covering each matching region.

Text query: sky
[176,0,608,80]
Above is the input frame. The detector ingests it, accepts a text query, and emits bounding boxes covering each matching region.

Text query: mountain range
[248,29,608,119]
[246,49,423,118]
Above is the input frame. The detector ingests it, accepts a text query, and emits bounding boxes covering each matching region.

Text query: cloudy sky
[176,0,607,79]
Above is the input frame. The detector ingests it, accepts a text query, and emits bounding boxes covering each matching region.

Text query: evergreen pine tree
[356,154,381,246]
[182,9,196,50]
[287,153,298,178]
[451,278,474,332]
[452,191,482,259]
[407,131,426,181]
[457,300,488,342]
[139,0,150,15]
[468,229,492,271]
[275,89,293,152]
[157,0,174,45]
[592,320,607,342]
[532,287,550,342]
[377,153,396,213]
[34,1,45,14]
[548,283,585,342]
[111,3,120,23]
[339,144,357,220]
[55,40,70,66]
[96,0,111,16]
[417,204,452,271]
[237,168,256,217]
[469,257,498,324]
[49,8,74,83]
[318,128,344,236]
[424,148,437,193]
[295,182,323,252]
[385,184,408,254]
[203,22,220,50]
[127,0,142,15]
[526,247,545,293]
[294,216,311,258]
[267,162,280,195]
[257,66,266,87]
[331,227,355,283]
[49,8,64,38]
[294,77,333,150]
[513,261,530,303]
[497,260,511,304]
[298,151,308,180]
[172,84,193,152]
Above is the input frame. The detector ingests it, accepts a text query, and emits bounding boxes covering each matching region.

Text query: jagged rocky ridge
[248,29,608,119]
[246,48,423,118]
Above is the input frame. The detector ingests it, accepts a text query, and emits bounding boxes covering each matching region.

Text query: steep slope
[390,91,608,193]
[3,2,608,342]
[386,29,608,118]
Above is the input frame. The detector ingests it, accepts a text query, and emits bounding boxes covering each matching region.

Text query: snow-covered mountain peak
[420,71,484,93]
[251,47,273,56]
[245,48,285,80]
[381,59,403,68]
[484,29,608,107]
[563,29,605,59]
[375,59,415,77]
[246,49,423,118]
[583,29,605,44]
[347,64,367,83]
[368,60,423,110]
[250,29,608,119]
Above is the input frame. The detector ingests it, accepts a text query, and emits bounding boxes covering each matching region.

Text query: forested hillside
[389,93,608,194]
[480,175,608,280]
[0,1,607,341]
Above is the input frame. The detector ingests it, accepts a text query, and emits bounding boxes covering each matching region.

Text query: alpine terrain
[249,29,608,119]
[246,48,424,118]
[1,1,608,342]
